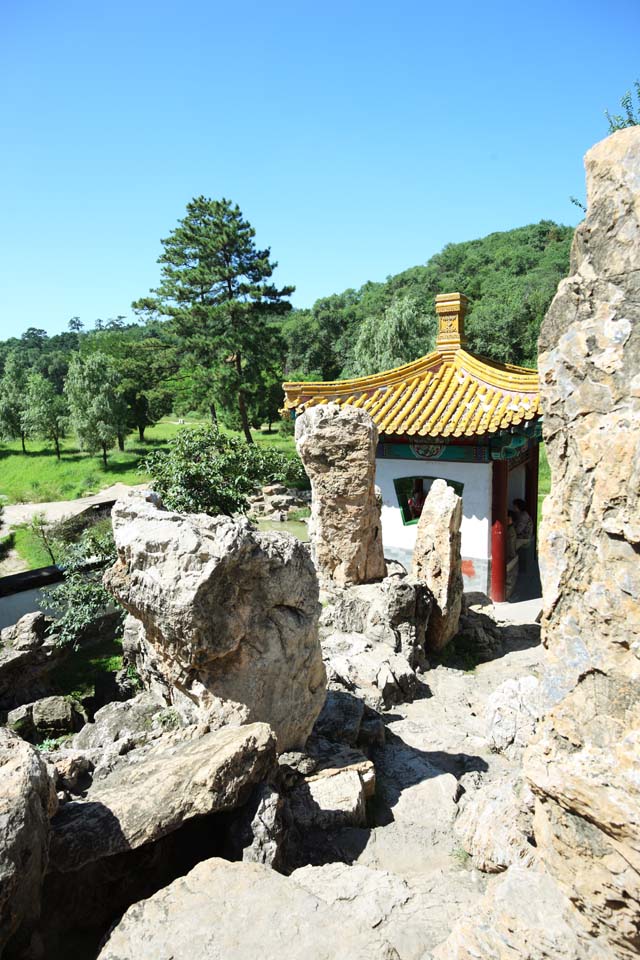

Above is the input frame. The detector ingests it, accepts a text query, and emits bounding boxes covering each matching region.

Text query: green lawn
[49,636,124,701]
[0,418,296,506]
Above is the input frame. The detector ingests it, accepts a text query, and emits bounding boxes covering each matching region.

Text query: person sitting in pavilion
[512,498,533,550]
[408,479,426,519]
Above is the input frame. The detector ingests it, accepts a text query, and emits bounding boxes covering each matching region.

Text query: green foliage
[606,80,640,132]
[144,425,305,516]
[49,637,124,701]
[44,522,122,649]
[0,351,30,451]
[65,353,127,464]
[22,373,68,459]
[349,295,436,376]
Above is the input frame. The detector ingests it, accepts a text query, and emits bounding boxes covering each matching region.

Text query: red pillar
[525,441,540,543]
[490,459,508,602]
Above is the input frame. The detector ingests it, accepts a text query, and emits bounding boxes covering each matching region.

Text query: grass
[538,442,551,524]
[11,524,55,568]
[0,417,297,506]
[49,636,124,701]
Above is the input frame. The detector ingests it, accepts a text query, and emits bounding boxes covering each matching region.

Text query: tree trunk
[54,436,61,460]
[209,402,218,428]
[117,433,125,451]
[21,431,26,454]
[102,443,108,466]
[235,353,253,444]
[138,425,145,442]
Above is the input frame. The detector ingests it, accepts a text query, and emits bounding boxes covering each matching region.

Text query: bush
[143,426,306,516]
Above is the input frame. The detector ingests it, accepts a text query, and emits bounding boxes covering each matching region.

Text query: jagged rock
[321,575,432,668]
[322,631,418,708]
[50,750,94,795]
[50,722,276,872]
[374,737,460,835]
[412,479,463,652]
[0,613,66,711]
[289,767,367,830]
[225,783,287,869]
[6,702,35,740]
[485,675,540,758]
[295,403,386,586]
[97,857,400,960]
[523,127,640,958]
[454,774,536,873]
[72,691,167,756]
[433,864,609,959]
[104,491,325,752]
[32,695,86,738]
[0,728,57,955]
[313,688,365,745]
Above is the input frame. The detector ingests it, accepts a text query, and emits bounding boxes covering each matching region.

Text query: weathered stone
[0,613,65,711]
[0,728,56,954]
[225,783,287,869]
[72,691,166,754]
[289,767,367,830]
[313,687,365,745]
[454,774,536,873]
[485,675,540,758]
[97,857,400,960]
[322,631,418,708]
[32,695,85,737]
[412,479,463,652]
[523,126,640,958]
[104,491,326,751]
[49,722,276,872]
[295,403,386,586]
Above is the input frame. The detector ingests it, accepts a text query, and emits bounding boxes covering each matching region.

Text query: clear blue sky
[1,0,638,338]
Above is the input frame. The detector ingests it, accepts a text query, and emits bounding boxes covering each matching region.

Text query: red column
[490,459,508,602]
[525,441,540,543]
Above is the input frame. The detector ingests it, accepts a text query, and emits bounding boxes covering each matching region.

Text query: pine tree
[133,197,293,443]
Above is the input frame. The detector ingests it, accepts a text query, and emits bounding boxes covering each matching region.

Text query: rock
[49,722,275,873]
[523,127,640,958]
[485,675,540,758]
[72,691,166,753]
[321,575,432,668]
[322,631,418,708]
[225,783,287,869]
[412,479,463,652]
[0,613,65,711]
[295,403,386,586]
[50,750,94,795]
[454,774,536,873]
[32,695,85,738]
[433,864,608,960]
[7,702,35,740]
[97,857,400,960]
[313,687,365,745]
[289,767,367,830]
[104,491,326,752]
[0,728,56,954]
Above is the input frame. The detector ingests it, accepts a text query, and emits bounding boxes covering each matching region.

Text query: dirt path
[0,483,148,536]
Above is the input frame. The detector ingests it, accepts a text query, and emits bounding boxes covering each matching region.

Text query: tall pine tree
[133,197,293,442]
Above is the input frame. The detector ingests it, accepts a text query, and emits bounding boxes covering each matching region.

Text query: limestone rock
[0,728,56,954]
[104,490,325,751]
[524,126,640,958]
[412,479,463,652]
[289,767,367,830]
[32,695,85,738]
[97,857,400,960]
[0,613,65,711]
[225,783,287,869]
[50,722,276,872]
[454,774,536,873]
[313,688,365,745]
[72,691,166,753]
[322,631,418,708]
[295,403,386,586]
[485,675,540,758]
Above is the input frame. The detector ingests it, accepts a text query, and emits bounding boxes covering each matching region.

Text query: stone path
[0,483,147,537]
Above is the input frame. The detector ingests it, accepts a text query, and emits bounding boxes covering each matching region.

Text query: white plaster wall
[508,462,526,506]
[376,458,493,560]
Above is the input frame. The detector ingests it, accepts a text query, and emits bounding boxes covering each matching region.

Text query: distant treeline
[0,219,572,458]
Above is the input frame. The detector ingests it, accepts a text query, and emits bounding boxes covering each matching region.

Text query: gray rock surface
[322,631,418,708]
[50,722,276,872]
[32,695,85,737]
[97,857,400,960]
[0,728,56,954]
[412,479,463,652]
[524,125,640,958]
[454,773,536,873]
[485,675,540,758]
[295,403,386,586]
[0,613,64,711]
[104,491,326,751]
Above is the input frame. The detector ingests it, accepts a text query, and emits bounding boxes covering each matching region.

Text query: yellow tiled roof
[282,349,540,439]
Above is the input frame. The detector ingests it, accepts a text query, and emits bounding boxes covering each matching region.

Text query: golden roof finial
[435,292,469,356]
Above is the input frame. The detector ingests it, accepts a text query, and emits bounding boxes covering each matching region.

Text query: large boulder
[50,722,276,873]
[295,403,386,586]
[411,479,463,652]
[523,126,640,958]
[0,728,56,954]
[97,857,400,960]
[0,613,65,711]
[104,491,325,752]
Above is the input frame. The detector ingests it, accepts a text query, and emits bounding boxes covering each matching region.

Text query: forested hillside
[282,220,573,381]
[0,219,572,458]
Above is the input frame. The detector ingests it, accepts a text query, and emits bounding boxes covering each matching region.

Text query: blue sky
[1,0,638,338]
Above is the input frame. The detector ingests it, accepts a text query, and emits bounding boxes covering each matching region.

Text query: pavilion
[282,292,541,601]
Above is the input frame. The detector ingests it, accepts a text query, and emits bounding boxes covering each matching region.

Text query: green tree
[65,353,127,465]
[606,80,640,132]
[133,196,294,443]
[22,373,68,459]
[144,425,305,516]
[349,295,436,376]
[0,351,30,452]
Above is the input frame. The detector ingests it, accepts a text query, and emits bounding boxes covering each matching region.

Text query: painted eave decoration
[282,293,540,440]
